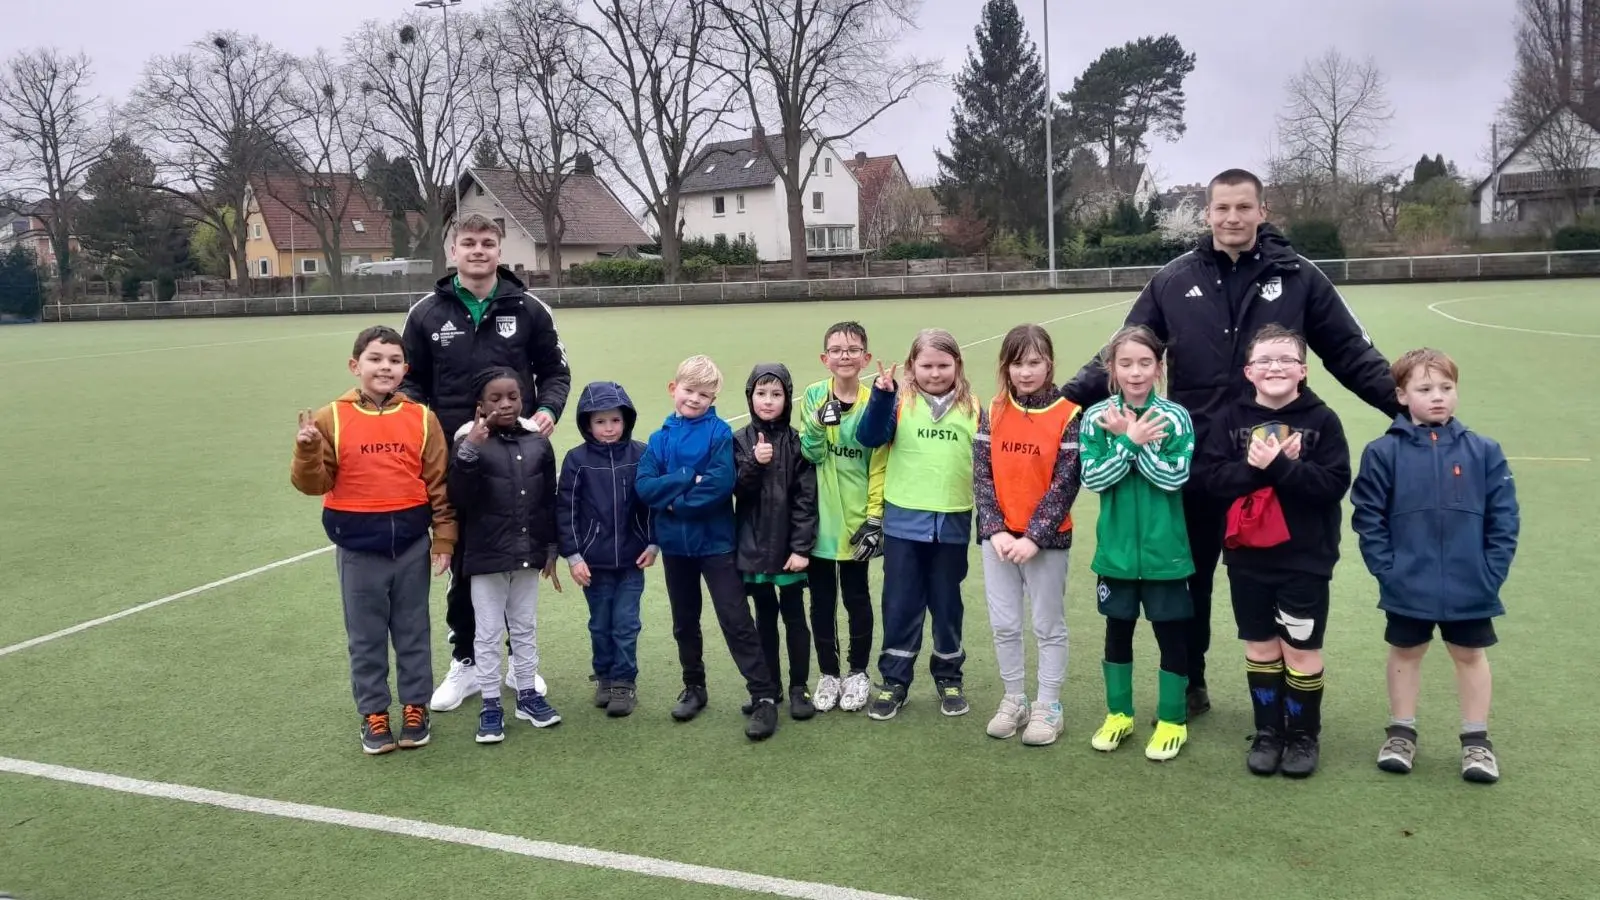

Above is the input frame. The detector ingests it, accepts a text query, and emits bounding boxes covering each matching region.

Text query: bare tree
[128,33,299,292]
[1503,0,1583,137]
[1276,49,1392,223]
[482,0,596,288]
[710,0,942,278]
[347,13,480,272]
[0,49,111,297]
[266,50,378,289]
[558,0,734,283]
[860,169,925,249]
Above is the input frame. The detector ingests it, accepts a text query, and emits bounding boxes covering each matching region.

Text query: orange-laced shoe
[361,712,397,755]
[398,704,431,749]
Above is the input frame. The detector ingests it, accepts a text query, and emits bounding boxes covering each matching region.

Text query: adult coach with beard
[401,214,572,712]
[1061,168,1403,718]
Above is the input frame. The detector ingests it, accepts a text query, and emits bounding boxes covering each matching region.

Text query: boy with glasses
[1197,324,1352,778]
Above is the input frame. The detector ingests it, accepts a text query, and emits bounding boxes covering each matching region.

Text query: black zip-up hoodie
[1061,225,1402,441]
[1196,387,1352,578]
[400,266,572,439]
[732,363,819,574]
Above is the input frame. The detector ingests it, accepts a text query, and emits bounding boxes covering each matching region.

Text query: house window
[809,159,816,176]
[308,187,331,208]
[301,258,319,274]
[804,225,855,252]
[705,164,716,174]
[493,217,506,233]
[475,183,485,196]
[713,196,726,216]
[251,223,262,240]
[736,194,746,213]
[743,159,756,169]
[257,258,270,276]
[736,232,746,243]
[812,192,824,212]
[352,220,366,233]
[824,158,832,176]
[714,233,726,243]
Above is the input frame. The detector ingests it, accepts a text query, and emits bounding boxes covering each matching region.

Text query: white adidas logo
[1185,286,1203,298]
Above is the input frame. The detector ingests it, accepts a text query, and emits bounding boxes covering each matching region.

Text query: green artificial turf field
[1,280,1597,900]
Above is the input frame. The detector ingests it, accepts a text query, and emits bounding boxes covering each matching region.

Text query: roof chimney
[855,151,867,164]
[751,124,764,152]
[574,152,594,176]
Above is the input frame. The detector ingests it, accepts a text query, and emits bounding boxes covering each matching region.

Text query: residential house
[0,200,81,274]
[1159,183,1207,212]
[1075,163,1160,222]
[449,160,650,272]
[678,130,861,260]
[1472,103,1600,233]
[236,174,409,279]
[843,152,915,250]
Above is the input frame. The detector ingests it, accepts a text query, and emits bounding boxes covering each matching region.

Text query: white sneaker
[813,675,843,713]
[1021,700,1065,746]
[986,694,1030,739]
[430,659,480,712]
[839,671,873,712]
[504,667,549,696]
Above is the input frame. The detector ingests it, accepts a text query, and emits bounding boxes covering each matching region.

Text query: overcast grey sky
[2,0,1517,190]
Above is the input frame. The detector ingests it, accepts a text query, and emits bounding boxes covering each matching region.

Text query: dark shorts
[1096,577,1192,623]
[1385,612,1498,649]
[1228,568,1330,650]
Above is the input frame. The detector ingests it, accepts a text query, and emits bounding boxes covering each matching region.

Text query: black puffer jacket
[1061,224,1402,438]
[400,267,572,439]
[733,364,818,575]
[447,418,559,577]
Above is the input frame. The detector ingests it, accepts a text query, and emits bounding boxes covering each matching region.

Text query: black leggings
[1104,617,1190,676]
[750,581,811,689]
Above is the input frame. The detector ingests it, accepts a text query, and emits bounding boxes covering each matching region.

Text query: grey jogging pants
[981,541,1070,704]
[471,570,541,701]
[335,536,434,715]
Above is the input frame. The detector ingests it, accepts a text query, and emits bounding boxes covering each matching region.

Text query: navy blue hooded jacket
[636,403,738,558]
[1350,416,1520,621]
[556,382,655,570]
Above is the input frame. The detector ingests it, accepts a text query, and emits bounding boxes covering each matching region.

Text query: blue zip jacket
[556,382,656,569]
[636,406,737,557]
[1350,416,1520,621]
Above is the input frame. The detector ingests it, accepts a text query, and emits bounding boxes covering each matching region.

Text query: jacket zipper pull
[1454,464,1461,478]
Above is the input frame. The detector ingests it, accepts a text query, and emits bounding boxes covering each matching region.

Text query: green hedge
[1061,233,1188,269]
[1288,219,1346,260]
[0,246,44,319]
[1553,223,1600,251]
[565,255,721,287]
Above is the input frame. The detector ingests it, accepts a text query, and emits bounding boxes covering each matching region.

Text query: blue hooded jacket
[556,382,655,570]
[1350,416,1520,621]
[636,405,737,557]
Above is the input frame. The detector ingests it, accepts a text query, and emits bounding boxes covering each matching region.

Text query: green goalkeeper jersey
[799,378,888,561]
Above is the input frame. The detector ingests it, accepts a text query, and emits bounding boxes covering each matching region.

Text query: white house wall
[458,186,542,270]
[1479,109,1600,224]
[679,139,861,261]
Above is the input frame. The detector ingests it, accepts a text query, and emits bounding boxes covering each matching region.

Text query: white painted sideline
[0,756,922,900]
[1427,296,1600,339]
[0,546,333,659]
[0,329,359,367]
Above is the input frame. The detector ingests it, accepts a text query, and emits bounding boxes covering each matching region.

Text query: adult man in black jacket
[401,214,572,712]
[1061,169,1402,716]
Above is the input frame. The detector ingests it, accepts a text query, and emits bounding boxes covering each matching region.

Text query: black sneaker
[789,685,816,720]
[1247,729,1284,776]
[867,683,908,721]
[746,698,779,741]
[740,699,756,716]
[398,704,431,748]
[671,685,708,721]
[938,682,970,717]
[591,675,613,709]
[1280,734,1320,778]
[606,682,637,718]
[1187,686,1211,718]
[361,712,398,755]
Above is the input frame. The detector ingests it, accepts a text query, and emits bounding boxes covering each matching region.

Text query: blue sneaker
[515,688,561,727]
[476,698,505,744]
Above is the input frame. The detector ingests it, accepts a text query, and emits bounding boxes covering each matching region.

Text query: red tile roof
[248,173,411,253]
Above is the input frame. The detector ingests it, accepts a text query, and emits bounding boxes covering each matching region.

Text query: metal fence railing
[40,249,1600,322]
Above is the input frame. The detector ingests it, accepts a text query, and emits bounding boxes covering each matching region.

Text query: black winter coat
[733,363,818,575]
[1061,225,1402,439]
[448,419,559,577]
[400,267,572,439]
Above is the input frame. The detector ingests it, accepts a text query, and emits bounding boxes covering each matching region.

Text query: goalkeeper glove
[816,398,844,427]
[849,516,884,561]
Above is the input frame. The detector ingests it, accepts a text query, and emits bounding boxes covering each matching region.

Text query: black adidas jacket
[1061,225,1402,438]
[1196,388,1352,578]
[400,267,572,439]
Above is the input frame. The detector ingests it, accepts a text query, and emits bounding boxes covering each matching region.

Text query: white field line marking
[723,297,1134,425]
[0,546,333,659]
[0,756,923,900]
[0,330,360,367]
[1427,296,1600,339]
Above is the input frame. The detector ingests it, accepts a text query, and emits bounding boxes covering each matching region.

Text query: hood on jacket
[453,416,539,441]
[1241,385,1328,419]
[431,265,529,303]
[744,362,795,433]
[337,388,410,412]
[575,381,639,445]
[1197,223,1301,272]
[1385,413,1468,445]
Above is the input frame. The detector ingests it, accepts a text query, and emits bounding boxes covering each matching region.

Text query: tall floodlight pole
[416,0,464,225]
[1042,0,1057,288]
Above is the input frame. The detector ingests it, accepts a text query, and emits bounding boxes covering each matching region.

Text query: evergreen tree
[934,0,1069,240]
[78,136,193,287]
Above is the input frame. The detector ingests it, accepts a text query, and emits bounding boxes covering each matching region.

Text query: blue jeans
[877,536,968,688]
[584,567,645,682]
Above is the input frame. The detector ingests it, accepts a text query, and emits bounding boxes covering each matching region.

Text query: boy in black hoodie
[1199,324,1352,779]
[733,363,820,721]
